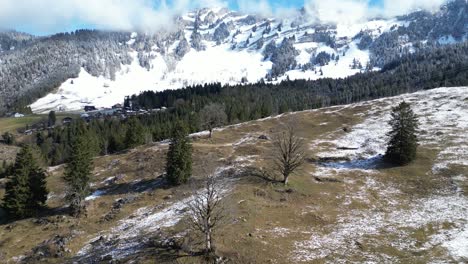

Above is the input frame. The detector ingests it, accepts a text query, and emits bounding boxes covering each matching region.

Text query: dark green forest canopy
[128,42,468,113]
[35,42,468,166]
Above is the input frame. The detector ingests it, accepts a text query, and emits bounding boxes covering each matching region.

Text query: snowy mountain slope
[0,0,466,113]
[30,45,272,113]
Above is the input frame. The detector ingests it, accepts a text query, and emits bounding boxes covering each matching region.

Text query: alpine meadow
[0,0,467,263]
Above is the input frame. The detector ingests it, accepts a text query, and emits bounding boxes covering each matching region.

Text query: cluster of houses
[79,104,166,122]
[22,117,73,135]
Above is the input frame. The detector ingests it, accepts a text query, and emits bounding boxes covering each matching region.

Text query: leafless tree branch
[187,172,227,255]
[272,124,306,185]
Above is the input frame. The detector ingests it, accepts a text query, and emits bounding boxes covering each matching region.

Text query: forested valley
[24,42,468,167]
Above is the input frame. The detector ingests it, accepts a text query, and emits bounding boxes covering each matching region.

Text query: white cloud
[0,0,226,33]
[0,0,451,33]
[304,0,371,24]
[381,0,448,17]
[303,0,450,25]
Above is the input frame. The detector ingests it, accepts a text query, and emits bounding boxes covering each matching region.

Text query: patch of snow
[438,35,457,45]
[47,164,63,172]
[101,176,116,185]
[441,227,468,261]
[189,130,210,138]
[233,134,259,146]
[286,41,372,81]
[234,155,259,167]
[85,189,106,201]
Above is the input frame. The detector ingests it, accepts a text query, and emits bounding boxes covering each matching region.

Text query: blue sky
[1,0,445,35]
[229,0,382,9]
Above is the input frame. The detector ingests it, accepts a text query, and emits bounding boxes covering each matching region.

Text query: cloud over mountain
[0,0,451,33]
[0,0,228,33]
[304,0,450,24]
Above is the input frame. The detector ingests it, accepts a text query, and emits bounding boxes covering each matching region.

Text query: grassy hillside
[0,87,466,263]
[0,116,44,134]
[0,113,78,135]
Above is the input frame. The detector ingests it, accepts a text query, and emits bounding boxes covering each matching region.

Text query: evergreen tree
[166,122,192,186]
[48,111,56,127]
[385,102,419,165]
[124,117,145,149]
[27,159,48,211]
[2,145,48,219]
[63,135,93,217]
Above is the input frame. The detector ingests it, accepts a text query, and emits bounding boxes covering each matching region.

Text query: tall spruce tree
[63,135,93,217]
[48,111,56,127]
[166,122,192,186]
[2,145,48,219]
[124,117,146,149]
[385,102,419,165]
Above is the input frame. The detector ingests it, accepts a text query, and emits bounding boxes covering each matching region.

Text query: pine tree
[28,165,48,210]
[63,135,93,217]
[48,111,56,127]
[2,145,48,219]
[166,122,192,186]
[124,117,145,149]
[385,101,419,165]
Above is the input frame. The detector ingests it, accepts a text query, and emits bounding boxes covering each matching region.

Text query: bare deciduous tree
[187,173,226,255]
[272,125,306,185]
[199,103,227,138]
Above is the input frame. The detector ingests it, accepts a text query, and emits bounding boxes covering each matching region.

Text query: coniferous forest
[33,42,468,166]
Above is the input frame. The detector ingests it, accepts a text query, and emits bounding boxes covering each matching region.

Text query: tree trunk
[206,229,212,253]
[283,174,289,185]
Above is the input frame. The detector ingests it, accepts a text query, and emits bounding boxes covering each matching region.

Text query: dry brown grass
[0,100,464,263]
